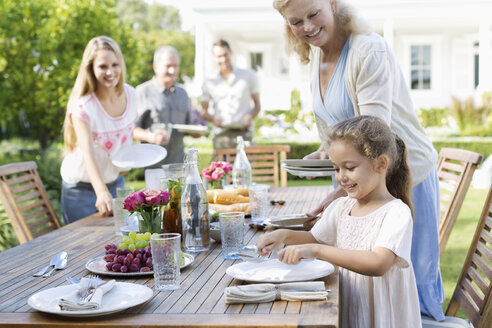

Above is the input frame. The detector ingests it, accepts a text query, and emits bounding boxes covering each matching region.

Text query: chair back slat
[0,161,61,244]
[437,148,483,257]
[215,145,291,188]
[446,186,492,327]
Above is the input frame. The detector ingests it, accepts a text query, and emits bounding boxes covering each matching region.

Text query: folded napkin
[224,281,328,304]
[59,278,116,311]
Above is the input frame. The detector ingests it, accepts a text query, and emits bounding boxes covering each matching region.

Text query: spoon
[42,251,68,277]
[33,251,68,277]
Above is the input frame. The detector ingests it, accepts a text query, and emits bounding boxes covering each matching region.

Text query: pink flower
[123,191,145,211]
[222,162,233,173]
[123,189,169,213]
[201,161,231,181]
[211,168,224,180]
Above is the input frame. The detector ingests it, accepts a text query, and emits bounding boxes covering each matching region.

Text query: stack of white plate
[264,214,318,230]
[281,159,335,177]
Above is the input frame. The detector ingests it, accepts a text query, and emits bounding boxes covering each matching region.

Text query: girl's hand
[278,244,316,265]
[95,189,113,216]
[256,230,287,256]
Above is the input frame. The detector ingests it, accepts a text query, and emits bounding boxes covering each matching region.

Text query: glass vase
[138,206,163,234]
[206,177,225,190]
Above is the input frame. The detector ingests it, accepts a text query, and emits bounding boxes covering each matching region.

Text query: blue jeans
[411,168,445,321]
[61,176,125,224]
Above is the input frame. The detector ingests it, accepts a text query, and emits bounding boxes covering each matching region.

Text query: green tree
[0,0,137,149]
[116,0,181,32]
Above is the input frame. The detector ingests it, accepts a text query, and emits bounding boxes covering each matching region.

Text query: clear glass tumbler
[219,212,245,260]
[248,184,270,224]
[150,233,181,291]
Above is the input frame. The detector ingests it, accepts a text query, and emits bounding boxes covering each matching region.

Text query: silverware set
[33,251,68,277]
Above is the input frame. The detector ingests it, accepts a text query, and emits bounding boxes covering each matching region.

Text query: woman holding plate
[273,0,444,321]
[60,36,138,223]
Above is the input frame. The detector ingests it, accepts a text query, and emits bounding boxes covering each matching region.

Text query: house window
[250,52,263,71]
[474,42,479,88]
[410,45,431,90]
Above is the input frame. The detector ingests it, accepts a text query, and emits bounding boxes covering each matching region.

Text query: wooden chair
[422,185,492,327]
[0,161,61,244]
[438,148,483,257]
[215,145,291,188]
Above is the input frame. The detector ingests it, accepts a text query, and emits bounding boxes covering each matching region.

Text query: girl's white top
[61,84,138,184]
[311,197,421,328]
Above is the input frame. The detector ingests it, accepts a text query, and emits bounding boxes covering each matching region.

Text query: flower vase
[207,177,225,190]
[138,206,163,234]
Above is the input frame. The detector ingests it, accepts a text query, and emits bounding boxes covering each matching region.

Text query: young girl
[60,36,138,223]
[257,116,421,327]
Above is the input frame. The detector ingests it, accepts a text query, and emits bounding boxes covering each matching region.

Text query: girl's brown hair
[63,36,126,152]
[327,115,414,216]
[272,0,370,64]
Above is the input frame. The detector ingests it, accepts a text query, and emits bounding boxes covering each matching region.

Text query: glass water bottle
[232,136,252,188]
[181,149,210,252]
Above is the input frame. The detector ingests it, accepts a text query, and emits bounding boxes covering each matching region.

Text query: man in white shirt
[200,40,261,149]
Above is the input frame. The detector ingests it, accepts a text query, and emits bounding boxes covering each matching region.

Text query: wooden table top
[0,186,338,328]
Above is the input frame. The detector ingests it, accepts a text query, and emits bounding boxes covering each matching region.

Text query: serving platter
[85,253,194,276]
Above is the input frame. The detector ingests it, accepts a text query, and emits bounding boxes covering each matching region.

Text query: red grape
[103,254,116,262]
[112,263,122,272]
[106,262,114,271]
[129,263,139,272]
[106,248,116,255]
[146,257,152,268]
[123,248,131,255]
[116,249,123,256]
[140,266,150,273]
[120,265,128,273]
[132,257,141,266]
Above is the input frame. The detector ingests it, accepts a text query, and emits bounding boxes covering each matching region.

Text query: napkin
[224,281,328,304]
[59,278,116,311]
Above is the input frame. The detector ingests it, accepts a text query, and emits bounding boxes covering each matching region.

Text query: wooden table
[0,186,338,327]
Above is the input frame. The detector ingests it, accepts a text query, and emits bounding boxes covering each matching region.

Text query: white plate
[172,124,208,134]
[85,253,194,276]
[281,159,333,168]
[28,282,153,317]
[263,219,311,231]
[226,259,334,283]
[282,166,336,177]
[268,214,318,226]
[283,165,334,172]
[112,144,167,169]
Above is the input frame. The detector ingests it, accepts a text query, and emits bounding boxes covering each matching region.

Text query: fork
[77,275,98,305]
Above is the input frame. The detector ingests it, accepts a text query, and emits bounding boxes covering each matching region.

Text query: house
[179,0,492,113]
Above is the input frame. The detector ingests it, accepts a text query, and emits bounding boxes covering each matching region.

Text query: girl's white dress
[311,197,421,328]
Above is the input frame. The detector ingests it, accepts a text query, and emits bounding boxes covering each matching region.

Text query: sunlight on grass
[440,187,488,317]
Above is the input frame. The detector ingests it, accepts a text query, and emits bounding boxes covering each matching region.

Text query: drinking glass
[112,198,128,236]
[248,184,270,224]
[219,212,245,260]
[116,186,135,199]
[150,233,181,291]
[145,168,165,190]
[150,123,173,145]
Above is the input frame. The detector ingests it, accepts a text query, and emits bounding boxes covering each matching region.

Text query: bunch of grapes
[103,233,153,273]
[118,231,152,251]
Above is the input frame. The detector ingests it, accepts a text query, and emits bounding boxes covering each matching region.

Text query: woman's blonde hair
[327,116,414,217]
[272,0,370,64]
[63,36,126,152]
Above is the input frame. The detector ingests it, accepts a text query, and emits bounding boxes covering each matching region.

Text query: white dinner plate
[112,144,167,169]
[281,159,333,168]
[283,165,335,172]
[268,214,318,226]
[172,124,208,134]
[28,282,153,317]
[226,259,334,283]
[85,253,194,276]
[282,166,336,177]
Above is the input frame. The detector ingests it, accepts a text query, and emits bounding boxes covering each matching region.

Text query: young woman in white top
[61,36,137,223]
[273,0,443,320]
[258,116,421,327]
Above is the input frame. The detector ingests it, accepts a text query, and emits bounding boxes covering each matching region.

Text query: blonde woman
[273,0,444,321]
[61,36,137,223]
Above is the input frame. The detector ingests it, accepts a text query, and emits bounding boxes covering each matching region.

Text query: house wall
[187,0,492,113]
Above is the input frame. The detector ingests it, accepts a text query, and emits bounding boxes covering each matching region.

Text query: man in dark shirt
[134,46,195,165]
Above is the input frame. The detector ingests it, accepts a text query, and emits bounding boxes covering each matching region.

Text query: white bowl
[210,222,221,242]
